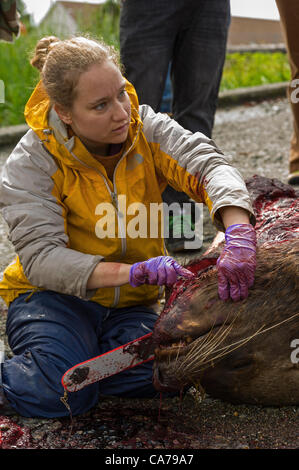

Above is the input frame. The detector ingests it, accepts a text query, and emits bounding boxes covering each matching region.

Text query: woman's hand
[129,256,195,287]
[217,223,257,301]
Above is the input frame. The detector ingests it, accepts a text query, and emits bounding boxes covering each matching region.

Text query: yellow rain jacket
[0,80,255,307]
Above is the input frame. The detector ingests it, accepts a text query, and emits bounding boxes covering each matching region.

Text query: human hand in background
[129,256,195,287]
[217,224,257,301]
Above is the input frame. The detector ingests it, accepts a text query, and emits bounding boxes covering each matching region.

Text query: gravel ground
[0,97,298,451]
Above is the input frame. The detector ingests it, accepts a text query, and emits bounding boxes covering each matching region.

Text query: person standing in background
[0,0,20,42]
[119,0,231,251]
[275,0,299,185]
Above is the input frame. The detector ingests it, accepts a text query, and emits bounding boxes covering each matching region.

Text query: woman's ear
[54,103,72,125]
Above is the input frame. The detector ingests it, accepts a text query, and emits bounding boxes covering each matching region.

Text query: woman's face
[58,60,131,155]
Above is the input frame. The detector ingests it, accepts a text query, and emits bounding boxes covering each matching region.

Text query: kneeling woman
[0,36,256,417]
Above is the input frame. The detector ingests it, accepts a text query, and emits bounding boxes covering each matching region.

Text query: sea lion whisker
[187,325,234,366]
[177,324,231,370]
[175,341,184,363]
[198,310,299,362]
[176,328,220,372]
[173,320,221,372]
[175,328,235,376]
[186,312,299,374]
[184,325,218,358]
[196,310,242,357]
[184,324,267,374]
[196,321,231,355]
[185,311,238,360]
[200,316,239,354]
[180,326,236,373]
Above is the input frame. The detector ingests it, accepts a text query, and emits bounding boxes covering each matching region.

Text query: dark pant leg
[2,291,105,418]
[172,0,230,137]
[119,0,179,110]
[120,0,199,204]
[162,0,230,206]
[98,305,159,398]
[120,0,189,206]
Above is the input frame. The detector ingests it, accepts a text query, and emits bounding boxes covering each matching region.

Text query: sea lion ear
[53,103,72,125]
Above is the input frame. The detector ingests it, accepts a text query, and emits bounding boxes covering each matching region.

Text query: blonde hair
[30,36,122,108]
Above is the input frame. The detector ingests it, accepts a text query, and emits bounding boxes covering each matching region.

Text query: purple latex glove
[217,224,257,302]
[129,256,195,287]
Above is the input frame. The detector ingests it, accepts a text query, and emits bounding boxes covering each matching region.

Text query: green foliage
[0,1,121,126]
[76,0,120,49]
[220,52,291,91]
[0,29,41,125]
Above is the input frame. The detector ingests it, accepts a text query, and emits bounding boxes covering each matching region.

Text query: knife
[61,332,155,392]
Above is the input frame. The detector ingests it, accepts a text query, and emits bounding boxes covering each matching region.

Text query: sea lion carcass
[152,175,299,405]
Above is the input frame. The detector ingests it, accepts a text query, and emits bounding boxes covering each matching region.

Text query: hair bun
[30,36,61,72]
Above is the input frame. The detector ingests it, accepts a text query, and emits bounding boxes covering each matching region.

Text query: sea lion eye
[232,359,253,370]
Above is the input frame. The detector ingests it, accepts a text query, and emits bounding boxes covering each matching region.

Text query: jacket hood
[24,79,143,169]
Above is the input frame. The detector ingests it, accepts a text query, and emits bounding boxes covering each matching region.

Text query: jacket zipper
[111,123,141,306]
[42,123,141,308]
